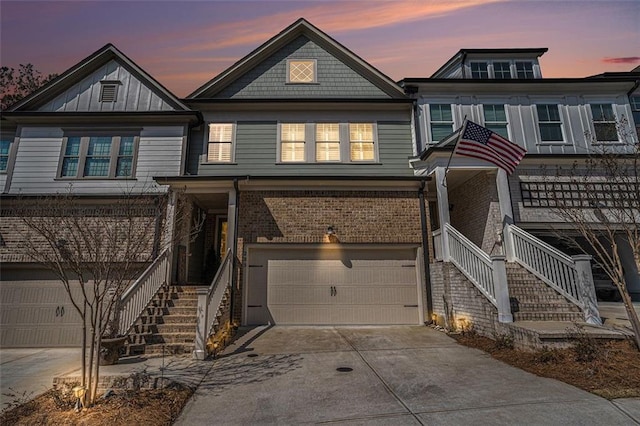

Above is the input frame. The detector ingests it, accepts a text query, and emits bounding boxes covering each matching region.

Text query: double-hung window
[429,104,454,143]
[590,104,618,142]
[493,62,511,79]
[470,62,489,79]
[59,134,138,178]
[0,137,13,172]
[536,104,563,142]
[483,105,509,139]
[516,62,535,79]
[208,123,233,162]
[316,123,340,162]
[349,123,374,161]
[280,123,306,162]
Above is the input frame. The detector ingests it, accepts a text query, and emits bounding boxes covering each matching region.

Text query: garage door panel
[247,246,421,326]
[269,285,334,305]
[333,285,417,305]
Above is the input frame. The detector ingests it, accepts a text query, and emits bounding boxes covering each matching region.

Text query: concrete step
[145,306,198,316]
[143,332,195,345]
[148,298,198,308]
[144,343,195,355]
[509,294,574,303]
[133,323,197,334]
[136,314,198,325]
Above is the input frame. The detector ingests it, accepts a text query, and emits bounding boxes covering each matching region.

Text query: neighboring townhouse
[402,49,639,340]
[0,44,199,347]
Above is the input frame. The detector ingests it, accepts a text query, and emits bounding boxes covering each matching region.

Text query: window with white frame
[493,62,511,79]
[280,123,306,162]
[349,123,375,161]
[516,62,535,79]
[536,104,563,142]
[208,123,233,162]
[60,134,137,178]
[590,104,618,142]
[288,60,316,83]
[470,62,489,79]
[429,104,454,143]
[483,104,508,138]
[316,123,340,162]
[631,96,640,137]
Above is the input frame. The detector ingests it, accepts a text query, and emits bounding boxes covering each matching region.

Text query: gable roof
[187,18,406,99]
[8,44,190,112]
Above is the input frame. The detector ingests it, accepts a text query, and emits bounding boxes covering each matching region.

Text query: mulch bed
[1,384,193,426]
[452,332,640,399]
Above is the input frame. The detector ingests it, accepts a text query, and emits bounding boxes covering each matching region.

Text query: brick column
[491,255,513,323]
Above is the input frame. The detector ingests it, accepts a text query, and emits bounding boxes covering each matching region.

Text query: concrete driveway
[0,348,81,411]
[176,326,640,425]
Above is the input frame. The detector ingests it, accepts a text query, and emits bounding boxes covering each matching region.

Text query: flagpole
[441,116,467,187]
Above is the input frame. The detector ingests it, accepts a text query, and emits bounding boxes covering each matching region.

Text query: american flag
[454,120,526,174]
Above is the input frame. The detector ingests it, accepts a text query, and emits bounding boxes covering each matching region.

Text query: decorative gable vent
[99,81,120,102]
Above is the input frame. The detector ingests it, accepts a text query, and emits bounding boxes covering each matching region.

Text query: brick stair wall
[506,264,583,322]
[125,285,201,356]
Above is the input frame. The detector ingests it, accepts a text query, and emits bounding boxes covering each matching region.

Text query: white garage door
[1,278,85,347]
[245,246,422,325]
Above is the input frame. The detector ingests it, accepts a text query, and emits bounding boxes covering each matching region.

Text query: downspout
[418,180,433,322]
[229,177,241,322]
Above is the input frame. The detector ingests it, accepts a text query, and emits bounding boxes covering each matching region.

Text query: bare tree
[543,118,640,349]
[0,64,57,110]
[9,186,202,406]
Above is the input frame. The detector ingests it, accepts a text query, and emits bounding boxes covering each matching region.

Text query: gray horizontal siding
[8,126,183,195]
[194,121,414,177]
[39,60,174,112]
[214,36,390,99]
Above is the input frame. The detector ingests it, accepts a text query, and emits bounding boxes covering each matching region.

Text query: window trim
[57,132,139,179]
[589,103,620,143]
[427,103,455,144]
[481,104,511,140]
[534,103,567,145]
[286,59,317,84]
[205,122,236,163]
[277,122,308,163]
[315,123,341,162]
[348,122,378,163]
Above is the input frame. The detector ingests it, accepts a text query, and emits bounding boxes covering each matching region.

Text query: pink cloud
[601,57,640,64]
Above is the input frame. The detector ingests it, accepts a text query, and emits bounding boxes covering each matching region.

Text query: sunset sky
[1,0,638,97]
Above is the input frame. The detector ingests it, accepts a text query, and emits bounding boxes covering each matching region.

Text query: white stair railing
[119,248,170,335]
[194,249,233,360]
[506,224,600,324]
[441,223,512,322]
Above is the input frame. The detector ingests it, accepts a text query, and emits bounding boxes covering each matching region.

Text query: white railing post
[442,224,451,261]
[193,287,209,360]
[491,255,513,323]
[504,224,516,262]
[572,255,602,325]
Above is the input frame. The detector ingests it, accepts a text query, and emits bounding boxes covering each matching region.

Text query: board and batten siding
[191,120,414,177]
[213,36,390,99]
[38,59,175,112]
[8,126,184,195]
[418,94,635,155]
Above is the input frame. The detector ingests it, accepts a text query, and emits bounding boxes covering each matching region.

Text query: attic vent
[99,81,120,102]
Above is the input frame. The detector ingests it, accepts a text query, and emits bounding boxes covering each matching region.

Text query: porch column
[226,188,237,255]
[573,255,602,325]
[434,167,451,260]
[496,169,515,261]
[491,255,513,323]
[193,287,209,360]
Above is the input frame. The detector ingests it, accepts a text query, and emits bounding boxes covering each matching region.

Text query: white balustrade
[194,249,233,360]
[506,224,600,324]
[119,248,170,334]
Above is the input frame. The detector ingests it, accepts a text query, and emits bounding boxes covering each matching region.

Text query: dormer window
[99,81,120,102]
[516,62,535,79]
[287,60,316,83]
[470,62,489,79]
[493,62,511,79]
